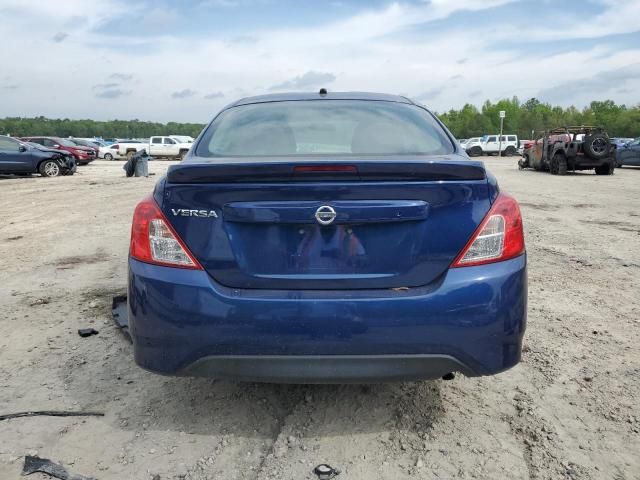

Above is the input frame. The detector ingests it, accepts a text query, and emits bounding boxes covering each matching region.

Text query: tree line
[0,117,206,139]
[1,98,638,141]
[438,98,640,140]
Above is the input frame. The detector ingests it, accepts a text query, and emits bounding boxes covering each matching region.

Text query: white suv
[481,134,519,156]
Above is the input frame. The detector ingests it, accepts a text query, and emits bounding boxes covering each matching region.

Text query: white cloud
[0,0,638,123]
[269,71,337,91]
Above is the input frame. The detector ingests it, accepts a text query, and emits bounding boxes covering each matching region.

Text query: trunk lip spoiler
[167,156,487,184]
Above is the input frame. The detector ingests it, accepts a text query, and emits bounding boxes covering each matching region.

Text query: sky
[1,0,639,123]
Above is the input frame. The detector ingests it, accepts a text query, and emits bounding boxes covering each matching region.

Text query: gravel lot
[0,158,638,480]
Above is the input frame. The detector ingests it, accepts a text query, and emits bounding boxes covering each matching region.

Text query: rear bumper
[181,355,472,383]
[128,255,527,382]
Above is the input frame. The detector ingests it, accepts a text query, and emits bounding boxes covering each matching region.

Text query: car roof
[23,136,61,139]
[227,91,414,108]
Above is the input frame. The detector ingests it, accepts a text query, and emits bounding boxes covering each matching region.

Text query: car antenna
[319,88,328,96]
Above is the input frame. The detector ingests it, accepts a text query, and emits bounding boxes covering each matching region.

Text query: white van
[481,134,519,156]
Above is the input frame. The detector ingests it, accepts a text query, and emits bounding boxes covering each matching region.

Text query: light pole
[498,110,505,158]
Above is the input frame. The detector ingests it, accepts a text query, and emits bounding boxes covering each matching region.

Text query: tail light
[452,192,525,267]
[130,196,202,269]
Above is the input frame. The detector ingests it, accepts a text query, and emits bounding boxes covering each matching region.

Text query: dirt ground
[0,158,638,480]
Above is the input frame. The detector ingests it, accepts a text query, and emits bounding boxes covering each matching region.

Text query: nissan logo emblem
[315,205,337,225]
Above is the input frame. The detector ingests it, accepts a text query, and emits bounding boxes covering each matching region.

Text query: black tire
[549,153,566,175]
[595,163,614,175]
[179,150,188,161]
[504,146,516,157]
[557,154,567,175]
[104,153,113,161]
[39,160,61,177]
[583,133,610,160]
[467,146,479,157]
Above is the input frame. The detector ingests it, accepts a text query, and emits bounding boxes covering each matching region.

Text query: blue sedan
[0,135,76,176]
[127,91,527,383]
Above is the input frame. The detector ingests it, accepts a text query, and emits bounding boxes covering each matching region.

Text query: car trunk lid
[160,158,491,289]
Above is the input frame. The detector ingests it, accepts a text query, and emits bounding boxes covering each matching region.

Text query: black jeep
[518,126,615,175]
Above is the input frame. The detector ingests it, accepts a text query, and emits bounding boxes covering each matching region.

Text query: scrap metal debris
[21,455,96,480]
[77,328,99,338]
[313,464,340,480]
[111,295,131,342]
[1,410,104,421]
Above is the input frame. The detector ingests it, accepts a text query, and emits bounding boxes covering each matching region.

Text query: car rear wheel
[595,163,614,175]
[504,146,516,157]
[39,160,61,177]
[104,153,113,161]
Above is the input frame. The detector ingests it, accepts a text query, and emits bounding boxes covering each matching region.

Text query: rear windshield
[196,100,454,157]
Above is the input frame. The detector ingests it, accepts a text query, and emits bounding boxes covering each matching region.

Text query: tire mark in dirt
[505,388,568,480]
[251,385,306,479]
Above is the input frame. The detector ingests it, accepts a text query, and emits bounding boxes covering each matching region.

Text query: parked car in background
[147,136,192,159]
[169,135,195,143]
[481,134,519,156]
[77,138,109,149]
[463,137,483,157]
[24,141,76,169]
[68,138,99,156]
[109,141,147,160]
[616,137,640,167]
[610,137,634,149]
[519,126,615,175]
[0,135,76,176]
[127,91,527,383]
[20,136,96,165]
[99,144,121,160]
[113,136,192,160]
[517,140,533,156]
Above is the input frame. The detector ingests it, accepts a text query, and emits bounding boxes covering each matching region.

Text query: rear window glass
[196,100,454,157]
